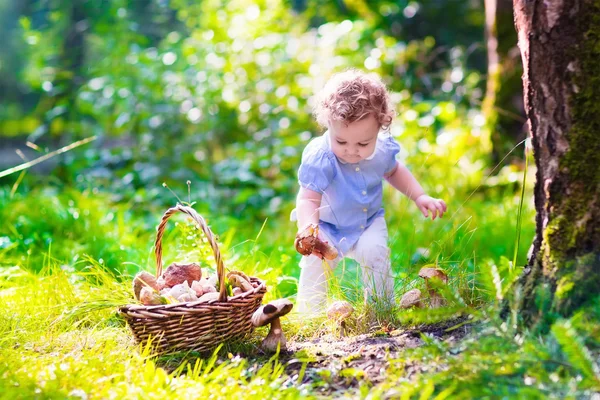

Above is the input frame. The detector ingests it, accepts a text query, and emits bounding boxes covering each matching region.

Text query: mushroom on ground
[327,301,354,337]
[418,267,448,308]
[161,262,202,288]
[400,289,423,309]
[251,299,294,352]
[133,271,160,300]
[294,224,338,260]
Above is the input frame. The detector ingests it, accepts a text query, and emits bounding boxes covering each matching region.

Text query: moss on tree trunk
[513,0,600,328]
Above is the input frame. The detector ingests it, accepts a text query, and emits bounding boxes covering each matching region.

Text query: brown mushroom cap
[139,287,165,305]
[133,271,159,300]
[228,273,253,292]
[161,262,202,288]
[327,301,354,321]
[418,267,448,283]
[294,224,318,256]
[227,270,251,282]
[252,299,294,327]
[400,289,422,308]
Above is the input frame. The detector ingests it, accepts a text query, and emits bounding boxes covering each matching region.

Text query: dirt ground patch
[279,318,471,395]
[159,317,471,397]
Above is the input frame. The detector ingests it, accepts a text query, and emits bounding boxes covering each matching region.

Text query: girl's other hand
[415,194,447,220]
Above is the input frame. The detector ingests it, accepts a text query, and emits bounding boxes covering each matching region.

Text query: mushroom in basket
[133,262,206,305]
[157,262,202,288]
[132,271,160,299]
[228,271,254,292]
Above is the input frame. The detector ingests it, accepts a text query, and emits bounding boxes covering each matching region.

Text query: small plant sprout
[187,180,191,204]
[418,267,448,308]
[327,301,354,337]
[251,299,294,352]
[162,181,183,204]
[400,289,423,309]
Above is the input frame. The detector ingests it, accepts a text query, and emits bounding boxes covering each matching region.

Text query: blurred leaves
[0,0,498,222]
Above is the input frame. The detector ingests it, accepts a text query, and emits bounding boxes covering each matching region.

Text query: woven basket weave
[120,204,266,354]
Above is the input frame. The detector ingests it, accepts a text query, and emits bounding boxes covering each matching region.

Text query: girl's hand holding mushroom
[294,224,338,260]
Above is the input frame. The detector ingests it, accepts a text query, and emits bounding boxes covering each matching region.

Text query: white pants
[296,217,395,314]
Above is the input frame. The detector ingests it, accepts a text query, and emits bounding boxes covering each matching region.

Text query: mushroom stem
[340,320,347,337]
[430,295,444,308]
[262,317,286,352]
[428,286,444,308]
[425,281,445,308]
[418,267,448,309]
[313,239,338,260]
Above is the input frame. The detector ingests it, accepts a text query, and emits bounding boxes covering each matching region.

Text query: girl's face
[328,114,380,164]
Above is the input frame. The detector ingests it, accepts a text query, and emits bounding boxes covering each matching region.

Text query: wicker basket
[120,204,266,354]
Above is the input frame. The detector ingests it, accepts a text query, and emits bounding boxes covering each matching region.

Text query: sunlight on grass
[1,182,598,398]
[0,261,306,399]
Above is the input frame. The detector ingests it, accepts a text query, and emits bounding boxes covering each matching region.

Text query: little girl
[293,69,447,314]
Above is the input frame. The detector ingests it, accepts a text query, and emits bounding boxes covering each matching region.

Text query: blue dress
[297,131,400,255]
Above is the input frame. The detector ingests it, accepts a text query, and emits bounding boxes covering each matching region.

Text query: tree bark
[513,0,600,328]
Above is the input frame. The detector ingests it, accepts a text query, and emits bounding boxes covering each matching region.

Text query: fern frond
[551,319,600,384]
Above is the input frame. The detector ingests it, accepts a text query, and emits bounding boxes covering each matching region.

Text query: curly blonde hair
[313,69,395,130]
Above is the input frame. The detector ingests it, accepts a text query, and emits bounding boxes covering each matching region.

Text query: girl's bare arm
[385,161,447,219]
[384,161,425,201]
[296,187,322,230]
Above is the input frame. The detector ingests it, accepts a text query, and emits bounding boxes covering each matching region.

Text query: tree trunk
[513,0,600,328]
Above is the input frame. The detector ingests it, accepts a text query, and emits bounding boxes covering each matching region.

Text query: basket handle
[154,204,227,302]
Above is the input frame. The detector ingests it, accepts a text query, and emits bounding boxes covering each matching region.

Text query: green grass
[0,264,305,399]
[1,180,598,398]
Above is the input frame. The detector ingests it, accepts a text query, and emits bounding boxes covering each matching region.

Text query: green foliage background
[6,2,595,399]
[1,0,493,218]
[0,0,533,290]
